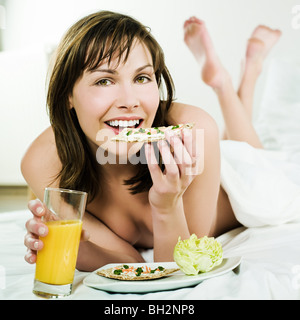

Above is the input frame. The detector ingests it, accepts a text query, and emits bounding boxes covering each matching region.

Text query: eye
[96,79,113,86]
[136,76,151,84]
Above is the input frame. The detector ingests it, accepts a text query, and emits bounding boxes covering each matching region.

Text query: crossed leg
[238,25,281,118]
[183,17,282,235]
[183,17,281,149]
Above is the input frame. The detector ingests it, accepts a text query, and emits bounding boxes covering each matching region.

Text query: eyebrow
[89,64,154,75]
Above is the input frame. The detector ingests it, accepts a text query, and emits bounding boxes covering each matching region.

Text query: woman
[22,11,281,271]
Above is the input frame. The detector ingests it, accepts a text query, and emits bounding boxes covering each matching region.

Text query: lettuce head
[173,234,223,275]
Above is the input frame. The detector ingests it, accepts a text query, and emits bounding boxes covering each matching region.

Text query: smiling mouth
[105,119,144,134]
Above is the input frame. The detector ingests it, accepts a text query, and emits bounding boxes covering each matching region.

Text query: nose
[116,83,139,110]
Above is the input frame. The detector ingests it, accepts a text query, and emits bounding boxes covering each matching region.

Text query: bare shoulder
[167,102,220,165]
[167,102,219,136]
[21,126,61,200]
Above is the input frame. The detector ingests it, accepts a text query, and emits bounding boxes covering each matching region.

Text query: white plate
[83,256,242,293]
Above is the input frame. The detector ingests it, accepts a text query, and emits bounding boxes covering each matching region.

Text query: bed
[1,209,300,300]
[1,59,300,300]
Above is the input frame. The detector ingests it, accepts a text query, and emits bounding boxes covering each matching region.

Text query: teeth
[107,119,140,127]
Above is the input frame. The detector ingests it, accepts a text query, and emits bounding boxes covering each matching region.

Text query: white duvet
[221,58,300,228]
[221,140,300,227]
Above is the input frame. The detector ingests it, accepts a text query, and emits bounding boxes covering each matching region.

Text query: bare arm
[147,103,221,261]
[76,209,145,271]
[174,104,221,236]
[21,127,145,270]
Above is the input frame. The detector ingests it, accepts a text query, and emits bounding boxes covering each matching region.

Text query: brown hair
[47,11,175,202]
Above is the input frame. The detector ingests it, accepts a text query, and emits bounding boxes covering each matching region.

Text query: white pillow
[254,59,300,162]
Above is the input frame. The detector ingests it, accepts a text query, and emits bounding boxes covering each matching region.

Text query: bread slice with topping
[111,123,194,142]
[96,264,179,281]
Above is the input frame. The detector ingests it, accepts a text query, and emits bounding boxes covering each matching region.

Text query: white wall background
[0,0,300,185]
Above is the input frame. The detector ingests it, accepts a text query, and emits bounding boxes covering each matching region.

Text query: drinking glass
[33,188,87,298]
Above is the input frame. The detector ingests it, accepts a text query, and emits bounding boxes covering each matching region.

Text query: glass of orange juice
[33,188,87,298]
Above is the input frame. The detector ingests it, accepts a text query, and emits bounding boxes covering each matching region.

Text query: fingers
[26,199,48,235]
[28,199,44,214]
[25,217,48,238]
[145,133,193,179]
[25,249,37,264]
[145,129,204,198]
[145,140,180,182]
[165,130,198,180]
[28,199,46,218]
[24,231,44,250]
[24,228,44,265]
[161,128,203,178]
[24,220,47,265]
[24,199,89,265]
[166,131,192,170]
[145,143,163,183]
[157,139,179,180]
[24,199,48,264]
[24,226,89,265]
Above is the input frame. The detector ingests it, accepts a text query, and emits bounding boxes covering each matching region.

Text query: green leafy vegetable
[113,269,122,275]
[173,234,223,275]
[135,267,143,276]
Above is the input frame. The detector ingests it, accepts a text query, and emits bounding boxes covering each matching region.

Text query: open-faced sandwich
[96,264,180,281]
[111,123,194,143]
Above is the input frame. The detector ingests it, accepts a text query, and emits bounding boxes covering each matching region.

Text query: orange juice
[35,220,82,285]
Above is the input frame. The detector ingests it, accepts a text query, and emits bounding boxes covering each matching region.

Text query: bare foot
[238,26,281,118]
[250,25,282,58]
[184,17,228,89]
[245,25,282,74]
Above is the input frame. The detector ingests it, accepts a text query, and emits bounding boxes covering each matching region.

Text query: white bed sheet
[1,210,299,300]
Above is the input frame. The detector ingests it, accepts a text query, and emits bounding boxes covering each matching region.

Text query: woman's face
[69,40,160,162]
